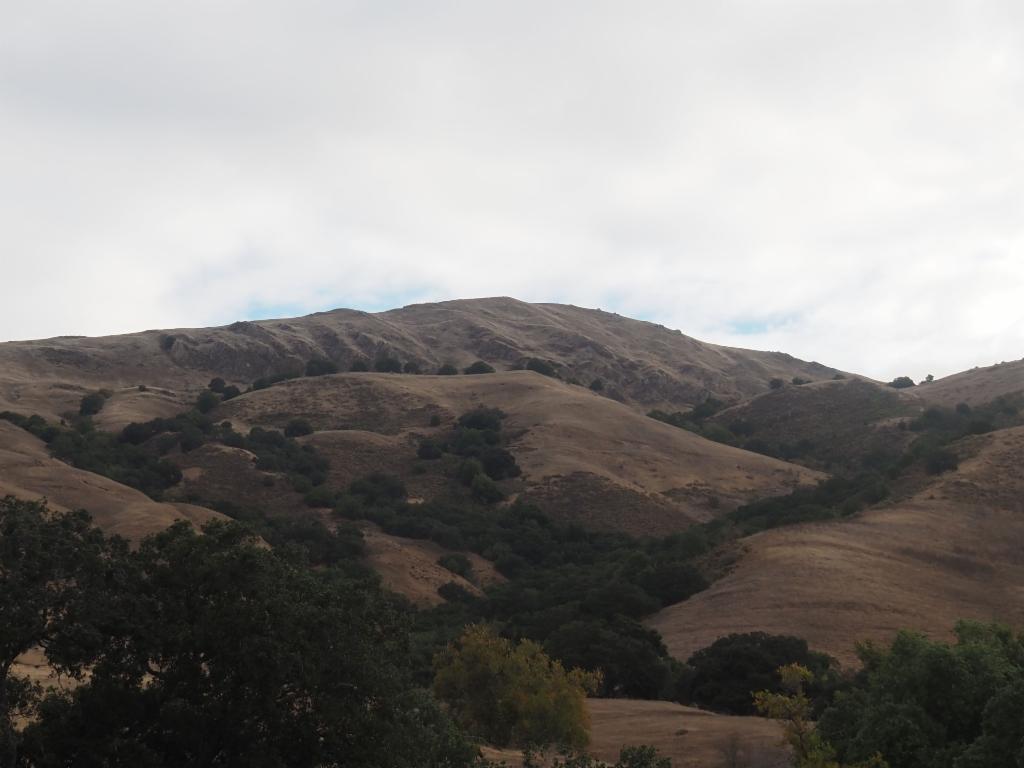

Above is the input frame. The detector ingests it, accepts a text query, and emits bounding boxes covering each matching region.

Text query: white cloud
[1,0,1022,380]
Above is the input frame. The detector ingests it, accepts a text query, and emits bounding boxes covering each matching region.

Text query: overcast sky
[2,1,1022,380]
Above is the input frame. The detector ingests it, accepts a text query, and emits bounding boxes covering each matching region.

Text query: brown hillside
[914,359,1024,407]
[710,378,915,472]
[0,298,843,417]
[213,371,823,535]
[0,421,224,542]
[648,425,1024,665]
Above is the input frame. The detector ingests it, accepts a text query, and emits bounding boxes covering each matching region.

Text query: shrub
[457,407,506,433]
[438,553,473,578]
[159,334,175,351]
[349,359,369,372]
[305,358,339,377]
[403,361,421,374]
[220,385,241,400]
[437,363,459,375]
[924,448,958,475]
[196,390,220,414]
[463,361,495,375]
[304,484,338,508]
[284,418,314,438]
[471,474,504,503]
[208,377,226,393]
[429,413,443,427]
[433,625,600,750]
[418,439,443,460]
[349,472,407,505]
[769,378,785,389]
[589,378,604,392]
[525,358,558,378]
[888,376,916,389]
[374,356,403,373]
[457,459,484,485]
[79,392,107,416]
[791,377,809,386]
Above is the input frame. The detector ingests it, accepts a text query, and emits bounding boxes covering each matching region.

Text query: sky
[2,1,1023,381]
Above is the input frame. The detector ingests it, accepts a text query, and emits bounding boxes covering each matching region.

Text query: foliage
[525,745,672,768]
[195,389,220,414]
[438,363,459,375]
[817,622,1024,768]
[284,417,314,437]
[250,370,300,390]
[350,358,370,372]
[434,625,599,750]
[18,519,477,768]
[439,553,473,578]
[792,377,810,386]
[770,378,785,389]
[419,439,444,460]
[524,359,559,378]
[305,357,339,376]
[0,497,126,767]
[589,378,604,392]
[687,633,836,715]
[464,361,496,375]
[375,356,404,373]
[78,391,108,416]
[888,376,916,389]
[207,377,225,393]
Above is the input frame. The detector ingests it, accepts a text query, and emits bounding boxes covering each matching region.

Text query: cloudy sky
[2,1,1022,380]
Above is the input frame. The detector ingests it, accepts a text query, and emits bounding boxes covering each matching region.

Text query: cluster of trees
[331,469,710,699]
[0,497,479,768]
[817,622,1024,768]
[417,407,521,503]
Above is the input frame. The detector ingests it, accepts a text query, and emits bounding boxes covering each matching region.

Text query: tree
[78,392,107,416]
[437,363,459,375]
[418,439,443,460]
[525,359,558,378]
[220,384,241,400]
[589,378,604,392]
[770,378,785,390]
[888,376,915,389]
[306,358,339,376]
[284,418,314,437]
[195,390,220,414]
[22,520,476,768]
[464,361,496,375]
[0,497,122,768]
[350,359,370,372]
[375,356,403,373]
[207,377,226,393]
[433,625,600,750]
[754,664,888,768]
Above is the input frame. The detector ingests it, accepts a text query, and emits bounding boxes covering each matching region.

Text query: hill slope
[0,297,843,417]
[648,425,1024,664]
[207,371,822,535]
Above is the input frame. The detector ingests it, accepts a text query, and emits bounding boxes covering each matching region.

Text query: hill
[201,370,822,535]
[0,297,843,419]
[648,424,1024,665]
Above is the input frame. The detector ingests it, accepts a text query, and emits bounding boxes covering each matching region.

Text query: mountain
[0,297,842,420]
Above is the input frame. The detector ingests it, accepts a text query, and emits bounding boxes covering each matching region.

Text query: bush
[429,413,443,427]
[304,484,339,508]
[525,358,558,378]
[457,459,484,485]
[438,553,473,578]
[221,385,241,400]
[418,439,443,460]
[349,359,369,372]
[284,418,314,438]
[349,472,407,505]
[924,448,958,475]
[403,361,421,374]
[769,378,785,389]
[463,361,495,375]
[159,334,175,351]
[375,356,403,373]
[196,390,220,414]
[888,376,916,389]
[471,474,504,504]
[208,377,226,393]
[791,377,810,386]
[687,632,835,715]
[589,378,604,392]
[437,363,459,375]
[79,392,107,416]
[305,358,339,377]
[433,625,599,749]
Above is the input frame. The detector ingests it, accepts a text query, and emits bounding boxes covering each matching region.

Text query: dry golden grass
[219,371,823,534]
[358,522,504,606]
[481,699,786,767]
[913,359,1024,407]
[648,426,1024,665]
[0,421,224,542]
